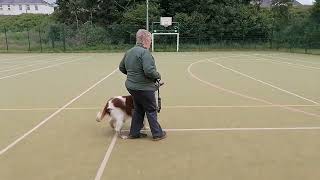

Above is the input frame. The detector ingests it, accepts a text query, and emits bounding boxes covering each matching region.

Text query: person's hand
[159,82,164,86]
[155,79,164,87]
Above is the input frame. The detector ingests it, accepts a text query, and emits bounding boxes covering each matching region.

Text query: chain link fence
[0,23,319,54]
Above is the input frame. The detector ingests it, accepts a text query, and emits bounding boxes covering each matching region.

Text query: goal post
[152,33,179,52]
[151,17,180,52]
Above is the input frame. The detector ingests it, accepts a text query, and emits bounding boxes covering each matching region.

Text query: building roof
[0,0,49,4]
[261,0,303,7]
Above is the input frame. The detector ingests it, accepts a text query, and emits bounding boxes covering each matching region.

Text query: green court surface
[0,51,319,180]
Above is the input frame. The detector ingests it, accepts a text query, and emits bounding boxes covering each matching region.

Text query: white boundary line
[256,54,320,65]
[0,54,45,63]
[0,57,84,80]
[92,126,320,180]
[208,59,319,104]
[0,104,320,111]
[0,60,45,70]
[164,127,320,131]
[94,134,117,180]
[122,127,320,133]
[187,59,272,104]
[224,53,320,71]
[0,68,118,156]
[0,56,75,73]
[252,54,320,70]
[187,59,320,118]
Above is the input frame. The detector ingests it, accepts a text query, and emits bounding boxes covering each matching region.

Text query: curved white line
[209,59,319,104]
[187,59,320,118]
[187,60,271,104]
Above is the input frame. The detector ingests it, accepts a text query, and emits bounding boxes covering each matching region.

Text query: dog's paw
[120,135,128,139]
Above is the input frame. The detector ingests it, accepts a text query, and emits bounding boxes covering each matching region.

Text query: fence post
[38,28,43,53]
[63,25,66,52]
[4,26,8,52]
[27,28,31,52]
[304,34,308,54]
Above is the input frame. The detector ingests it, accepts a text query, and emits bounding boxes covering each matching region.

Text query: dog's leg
[108,118,115,129]
[115,120,127,139]
[142,116,150,130]
[111,111,127,139]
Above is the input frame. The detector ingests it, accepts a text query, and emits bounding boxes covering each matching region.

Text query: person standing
[119,29,167,141]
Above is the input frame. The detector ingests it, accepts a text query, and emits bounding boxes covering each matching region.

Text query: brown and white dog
[96,82,163,139]
[96,95,136,139]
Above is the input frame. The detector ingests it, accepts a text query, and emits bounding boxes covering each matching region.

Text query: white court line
[0,61,19,65]
[225,53,320,71]
[187,59,320,118]
[164,127,320,131]
[0,59,45,70]
[164,105,320,108]
[0,56,75,73]
[0,105,320,111]
[93,126,320,180]
[257,54,320,65]
[0,55,72,71]
[0,57,83,80]
[94,134,117,180]
[0,68,118,156]
[187,59,272,104]
[252,54,320,70]
[208,59,319,104]
[123,127,320,133]
[0,54,45,63]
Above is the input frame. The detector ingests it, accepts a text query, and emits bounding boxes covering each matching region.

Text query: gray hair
[136,29,151,44]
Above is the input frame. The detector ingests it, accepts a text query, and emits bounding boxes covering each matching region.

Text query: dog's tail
[96,105,110,122]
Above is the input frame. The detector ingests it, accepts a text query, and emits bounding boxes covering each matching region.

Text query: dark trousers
[127,89,164,137]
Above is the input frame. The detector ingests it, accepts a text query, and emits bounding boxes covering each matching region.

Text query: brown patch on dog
[100,98,112,120]
[111,97,126,112]
[110,96,134,117]
[123,95,134,115]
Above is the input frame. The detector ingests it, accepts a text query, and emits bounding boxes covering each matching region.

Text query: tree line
[1,0,319,50]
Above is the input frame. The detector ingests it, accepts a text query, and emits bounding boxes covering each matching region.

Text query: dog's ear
[97,100,112,121]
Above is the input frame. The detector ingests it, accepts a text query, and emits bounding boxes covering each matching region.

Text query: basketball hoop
[152,17,180,52]
[160,17,172,27]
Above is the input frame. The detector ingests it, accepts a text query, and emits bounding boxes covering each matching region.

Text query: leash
[155,79,163,113]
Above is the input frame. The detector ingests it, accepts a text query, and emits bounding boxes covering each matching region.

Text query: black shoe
[128,133,148,139]
[153,131,167,141]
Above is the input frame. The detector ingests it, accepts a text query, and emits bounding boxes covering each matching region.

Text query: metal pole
[38,28,42,53]
[63,25,66,52]
[152,33,154,52]
[177,33,179,52]
[27,29,31,52]
[146,0,149,32]
[4,27,8,52]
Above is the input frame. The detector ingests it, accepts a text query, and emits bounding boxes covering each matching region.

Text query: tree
[310,0,320,24]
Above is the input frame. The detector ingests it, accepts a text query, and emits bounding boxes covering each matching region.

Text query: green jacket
[119,44,161,91]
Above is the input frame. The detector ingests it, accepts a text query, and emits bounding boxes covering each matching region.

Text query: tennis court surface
[0,51,320,180]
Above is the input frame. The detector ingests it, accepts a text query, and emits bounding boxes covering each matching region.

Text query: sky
[299,0,315,5]
[44,0,315,5]
[44,0,56,4]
